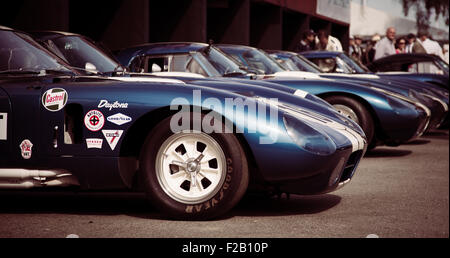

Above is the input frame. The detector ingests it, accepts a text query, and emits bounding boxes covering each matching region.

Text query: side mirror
[85,62,98,73]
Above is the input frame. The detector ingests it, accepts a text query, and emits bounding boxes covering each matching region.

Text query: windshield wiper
[42,69,77,76]
[0,69,40,75]
[101,64,126,76]
[222,71,246,77]
[0,68,77,77]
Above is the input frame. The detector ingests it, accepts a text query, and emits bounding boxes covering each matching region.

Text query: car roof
[115,42,210,66]
[120,42,208,55]
[28,30,83,41]
[300,51,341,58]
[214,44,260,52]
[371,53,441,64]
[265,50,297,58]
[0,25,13,31]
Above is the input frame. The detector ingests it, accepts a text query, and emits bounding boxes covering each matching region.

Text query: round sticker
[42,88,68,112]
[84,110,105,132]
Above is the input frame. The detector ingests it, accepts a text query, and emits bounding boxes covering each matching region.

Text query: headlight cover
[372,87,431,117]
[283,114,337,156]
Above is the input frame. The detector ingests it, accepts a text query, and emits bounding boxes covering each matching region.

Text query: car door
[0,87,11,165]
[0,79,42,167]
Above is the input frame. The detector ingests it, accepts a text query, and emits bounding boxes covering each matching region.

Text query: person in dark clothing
[296,30,316,53]
[363,34,380,65]
[349,35,364,62]
[405,33,416,53]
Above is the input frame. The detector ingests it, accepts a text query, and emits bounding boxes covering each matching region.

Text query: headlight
[283,114,336,156]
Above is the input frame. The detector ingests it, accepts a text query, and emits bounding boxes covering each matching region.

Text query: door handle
[53,126,58,148]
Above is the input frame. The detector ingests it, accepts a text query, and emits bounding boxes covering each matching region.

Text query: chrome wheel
[333,104,360,124]
[155,131,227,204]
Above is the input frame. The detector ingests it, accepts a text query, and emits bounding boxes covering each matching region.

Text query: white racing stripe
[294,89,309,98]
[339,127,366,152]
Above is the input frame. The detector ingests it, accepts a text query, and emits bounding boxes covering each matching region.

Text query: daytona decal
[42,88,68,112]
[86,138,103,149]
[0,113,6,140]
[102,130,123,150]
[84,110,105,132]
[107,113,132,126]
[98,100,128,111]
[19,139,33,159]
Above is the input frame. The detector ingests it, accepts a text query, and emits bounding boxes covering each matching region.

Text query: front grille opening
[340,150,363,182]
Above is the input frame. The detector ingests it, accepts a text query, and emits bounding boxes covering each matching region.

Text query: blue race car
[130,43,430,149]
[366,52,449,87]
[0,26,366,220]
[268,50,449,129]
[301,50,449,90]
[30,31,366,138]
[368,53,449,76]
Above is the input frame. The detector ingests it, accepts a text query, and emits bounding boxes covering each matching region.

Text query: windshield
[0,30,74,74]
[200,46,246,76]
[290,54,323,73]
[435,58,449,75]
[276,57,299,71]
[50,35,122,73]
[338,53,371,73]
[225,48,285,74]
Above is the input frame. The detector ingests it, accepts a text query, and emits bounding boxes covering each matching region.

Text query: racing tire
[139,112,249,220]
[324,95,375,148]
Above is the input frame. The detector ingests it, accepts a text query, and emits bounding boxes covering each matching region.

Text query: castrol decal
[42,88,68,112]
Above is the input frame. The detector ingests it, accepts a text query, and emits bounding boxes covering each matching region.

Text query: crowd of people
[296,27,449,65]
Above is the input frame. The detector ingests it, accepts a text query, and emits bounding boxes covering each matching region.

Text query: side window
[146,57,169,73]
[185,56,208,76]
[171,55,190,72]
[311,58,336,73]
[412,61,443,74]
[129,55,170,73]
[129,56,145,72]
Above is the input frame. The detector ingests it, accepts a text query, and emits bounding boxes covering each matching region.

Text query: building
[351,0,449,41]
[1,0,352,51]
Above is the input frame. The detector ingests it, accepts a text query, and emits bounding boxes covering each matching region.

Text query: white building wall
[350,0,449,40]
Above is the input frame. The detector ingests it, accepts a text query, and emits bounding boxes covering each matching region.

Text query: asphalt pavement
[0,130,448,238]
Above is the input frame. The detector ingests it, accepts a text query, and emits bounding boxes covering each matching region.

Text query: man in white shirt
[414,31,446,73]
[374,27,396,60]
[316,30,343,52]
[443,44,449,64]
[417,31,445,60]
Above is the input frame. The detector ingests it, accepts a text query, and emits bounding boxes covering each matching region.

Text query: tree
[401,0,449,33]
